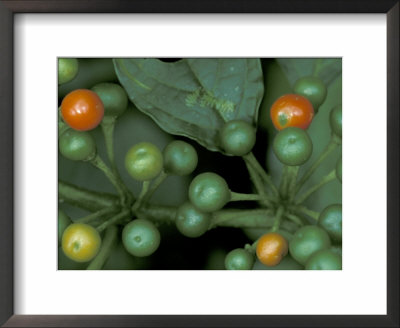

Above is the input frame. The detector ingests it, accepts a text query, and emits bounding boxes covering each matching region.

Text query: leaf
[113,58,264,152]
[276,58,342,86]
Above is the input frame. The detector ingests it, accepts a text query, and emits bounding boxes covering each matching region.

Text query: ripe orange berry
[270,94,314,130]
[256,232,289,267]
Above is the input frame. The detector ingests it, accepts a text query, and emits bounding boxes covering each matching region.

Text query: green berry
[59,129,96,161]
[125,142,163,181]
[305,249,342,270]
[318,204,342,243]
[289,225,331,265]
[175,202,211,238]
[91,82,128,117]
[330,105,342,138]
[163,140,198,176]
[122,219,161,257]
[58,58,79,85]
[188,172,230,213]
[293,76,327,112]
[273,127,313,166]
[225,248,254,270]
[220,120,256,156]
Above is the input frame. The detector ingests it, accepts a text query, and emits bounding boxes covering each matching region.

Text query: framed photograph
[0,1,398,327]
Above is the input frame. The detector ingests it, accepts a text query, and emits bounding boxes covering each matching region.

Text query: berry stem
[87,225,118,270]
[101,116,118,173]
[287,165,300,200]
[230,191,264,202]
[90,154,128,205]
[58,180,118,212]
[284,213,304,226]
[293,205,320,222]
[76,206,119,224]
[243,158,274,206]
[271,205,285,232]
[142,170,169,204]
[243,152,279,197]
[279,165,290,198]
[131,180,151,213]
[101,117,134,205]
[312,58,324,77]
[96,209,130,233]
[296,169,336,204]
[295,136,340,194]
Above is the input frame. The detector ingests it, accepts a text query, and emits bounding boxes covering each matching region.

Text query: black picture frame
[0,1,398,327]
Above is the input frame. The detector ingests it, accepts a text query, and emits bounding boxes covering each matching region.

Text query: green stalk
[230,191,264,202]
[142,170,169,204]
[285,213,304,226]
[243,152,279,197]
[96,209,130,233]
[58,180,118,212]
[295,136,340,194]
[279,165,290,198]
[271,206,285,232]
[287,165,300,200]
[131,181,151,213]
[293,205,320,222]
[243,158,274,206]
[90,154,127,204]
[296,169,336,204]
[312,58,324,77]
[87,225,118,270]
[100,117,134,205]
[101,116,117,172]
[76,206,119,224]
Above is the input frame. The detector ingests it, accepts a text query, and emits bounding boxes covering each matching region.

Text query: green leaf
[113,58,264,152]
[276,58,342,86]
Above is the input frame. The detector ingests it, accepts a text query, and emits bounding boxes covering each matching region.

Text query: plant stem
[295,136,340,194]
[58,180,118,212]
[101,116,118,173]
[76,206,119,224]
[285,213,304,226]
[86,225,118,270]
[312,58,324,77]
[131,181,151,213]
[296,169,336,204]
[279,165,290,198]
[142,170,169,204]
[96,209,131,233]
[243,152,279,197]
[294,205,320,222]
[287,166,300,200]
[230,191,263,202]
[271,206,285,232]
[90,154,127,204]
[243,158,274,206]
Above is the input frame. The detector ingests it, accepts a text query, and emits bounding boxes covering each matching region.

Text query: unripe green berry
[163,140,198,176]
[188,172,230,213]
[122,219,161,257]
[175,202,211,238]
[225,248,255,270]
[293,76,327,112]
[330,105,342,138]
[91,82,128,117]
[273,127,313,166]
[59,129,96,161]
[58,58,79,85]
[220,120,256,156]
